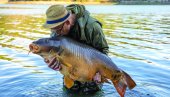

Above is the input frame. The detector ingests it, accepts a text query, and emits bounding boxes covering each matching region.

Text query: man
[43,4,109,94]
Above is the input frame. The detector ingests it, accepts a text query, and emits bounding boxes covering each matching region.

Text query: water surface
[0,4,170,97]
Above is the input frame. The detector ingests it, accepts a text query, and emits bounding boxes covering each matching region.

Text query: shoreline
[1,1,170,5]
[119,3,170,5]
[6,1,115,5]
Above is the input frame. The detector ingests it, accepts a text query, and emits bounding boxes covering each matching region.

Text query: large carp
[29,36,136,97]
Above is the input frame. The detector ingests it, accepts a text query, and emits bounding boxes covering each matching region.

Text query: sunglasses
[52,23,65,33]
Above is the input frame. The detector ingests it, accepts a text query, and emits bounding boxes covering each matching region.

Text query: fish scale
[61,37,119,70]
[61,38,94,64]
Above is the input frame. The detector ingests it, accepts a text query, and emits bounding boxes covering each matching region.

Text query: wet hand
[93,72,101,84]
[44,57,62,71]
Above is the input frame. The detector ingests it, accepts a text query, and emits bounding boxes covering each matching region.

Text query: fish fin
[111,71,136,97]
[69,73,79,80]
[112,79,127,97]
[122,71,136,89]
[61,61,72,67]
[58,57,72,67]
[64,76,74,89]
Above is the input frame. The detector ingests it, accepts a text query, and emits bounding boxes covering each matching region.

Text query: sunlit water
[0,4,170,97]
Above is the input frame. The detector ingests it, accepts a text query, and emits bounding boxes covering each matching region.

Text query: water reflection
[0,4,170,97]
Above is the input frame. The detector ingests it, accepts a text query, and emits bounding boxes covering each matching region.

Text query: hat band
[46,13,70,24]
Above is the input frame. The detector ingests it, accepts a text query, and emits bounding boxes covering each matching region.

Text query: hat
[43,5,70,29]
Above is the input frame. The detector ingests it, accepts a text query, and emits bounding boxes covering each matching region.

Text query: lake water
[0,4,170,97]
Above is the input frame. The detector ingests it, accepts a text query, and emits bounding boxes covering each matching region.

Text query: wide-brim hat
[43,5,70,29]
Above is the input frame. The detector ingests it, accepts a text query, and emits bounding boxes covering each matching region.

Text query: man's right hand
[44,57,61,71]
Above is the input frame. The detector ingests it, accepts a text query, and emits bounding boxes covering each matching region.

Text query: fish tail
[112,79,127,97]
[111,71,136,97]
[122,71,136,89]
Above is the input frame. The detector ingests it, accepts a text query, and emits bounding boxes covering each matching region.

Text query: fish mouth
[29,43,61,70]
[45,57,61,71]
[29,43,40,53]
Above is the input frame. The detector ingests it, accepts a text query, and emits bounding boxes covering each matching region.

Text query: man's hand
[93,72,101,84]
[44,57,62,71]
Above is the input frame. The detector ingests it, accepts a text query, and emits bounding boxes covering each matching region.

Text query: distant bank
[118,1,170,5]
[0,0,8,4]
[1,1,115,5]
[1,0,170,5]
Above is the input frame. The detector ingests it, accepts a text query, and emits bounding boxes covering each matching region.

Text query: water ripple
[0,4,170,97]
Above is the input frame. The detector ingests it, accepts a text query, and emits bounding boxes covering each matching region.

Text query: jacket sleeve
[89,22,109,55]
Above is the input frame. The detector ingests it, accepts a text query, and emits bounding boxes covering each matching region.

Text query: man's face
[51,21,71,36]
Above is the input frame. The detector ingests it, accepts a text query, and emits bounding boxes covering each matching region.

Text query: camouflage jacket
[51,4,109,54]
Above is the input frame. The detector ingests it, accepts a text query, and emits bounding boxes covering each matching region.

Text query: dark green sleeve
[89,22,109,54]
